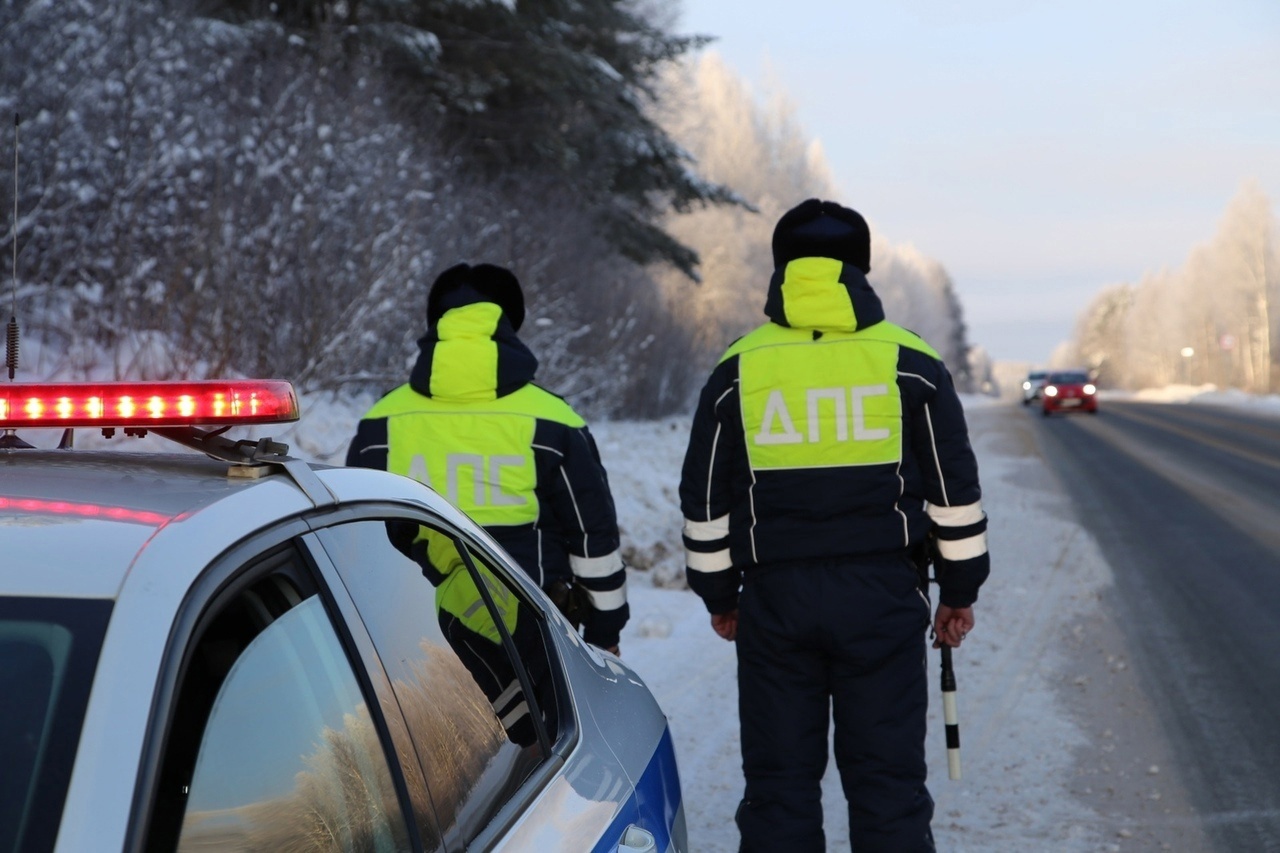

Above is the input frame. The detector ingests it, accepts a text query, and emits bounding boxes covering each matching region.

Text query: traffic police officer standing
[679,200,990,851]
[347,262,629,654]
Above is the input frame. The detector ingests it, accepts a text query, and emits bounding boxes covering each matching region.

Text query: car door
[305,513,575,851]
[136,540,432,853]
[0,597,112,853]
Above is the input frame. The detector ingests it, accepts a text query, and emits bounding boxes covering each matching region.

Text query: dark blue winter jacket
[679,257,989,613]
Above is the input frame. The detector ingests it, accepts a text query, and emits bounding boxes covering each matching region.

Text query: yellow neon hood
[762,257,886,333]
[409,300,538,402]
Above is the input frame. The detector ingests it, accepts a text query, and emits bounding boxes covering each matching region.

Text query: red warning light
[0,381,299,428]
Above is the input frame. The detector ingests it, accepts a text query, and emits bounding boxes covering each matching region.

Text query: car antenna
[6,113,18,382]
[3,112,35,449]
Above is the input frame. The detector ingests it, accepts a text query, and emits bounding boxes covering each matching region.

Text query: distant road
[1033,400,1280,852]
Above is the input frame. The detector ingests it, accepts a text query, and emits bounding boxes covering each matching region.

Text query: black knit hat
[771,199,872,273]
[426,263,526,331]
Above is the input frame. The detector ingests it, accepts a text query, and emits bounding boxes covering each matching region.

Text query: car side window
[313,519,561,848]
[458,539,563,747]
[0,598,111,853]
[147,555,412,853]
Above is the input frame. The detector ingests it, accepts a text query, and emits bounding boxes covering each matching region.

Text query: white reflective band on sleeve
[493,679,522,709]
[686,548,733,573]
[936,532,988,561]
[500,701,531,731]
[570,551,624,578]
[927,501,985,526]
[684,514,730,541]
[587,586,628,611]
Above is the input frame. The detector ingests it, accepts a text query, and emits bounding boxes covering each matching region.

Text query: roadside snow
[589,398,1118,852]
[1107,383,1280,414]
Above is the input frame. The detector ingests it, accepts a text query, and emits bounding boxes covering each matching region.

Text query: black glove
[912,531,940,592]
[545,579,590,630]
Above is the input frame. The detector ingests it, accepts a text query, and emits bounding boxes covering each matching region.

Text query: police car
[0,378,685,853]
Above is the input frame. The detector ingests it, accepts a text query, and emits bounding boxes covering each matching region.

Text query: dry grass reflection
[177,640,516,851]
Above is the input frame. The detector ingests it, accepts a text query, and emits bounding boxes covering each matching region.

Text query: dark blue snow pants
[735,555,936,853]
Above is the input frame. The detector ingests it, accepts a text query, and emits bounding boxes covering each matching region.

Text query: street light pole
[1180,346,1195,385]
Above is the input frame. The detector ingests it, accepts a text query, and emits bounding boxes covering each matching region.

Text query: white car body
[2,439,685,853]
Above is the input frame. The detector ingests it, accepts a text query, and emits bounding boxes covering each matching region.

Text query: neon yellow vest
[418,528,519,641]
[366,384,583,527]
[724,259,940,472]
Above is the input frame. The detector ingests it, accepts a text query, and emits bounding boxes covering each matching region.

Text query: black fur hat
[426,263,526,331]
[771,199,872,273]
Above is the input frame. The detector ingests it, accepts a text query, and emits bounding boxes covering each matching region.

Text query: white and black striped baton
[940,645,961,780]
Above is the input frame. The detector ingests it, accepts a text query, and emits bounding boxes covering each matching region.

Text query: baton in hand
[940,644,961,780]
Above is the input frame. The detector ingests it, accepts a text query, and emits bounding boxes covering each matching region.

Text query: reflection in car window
[315,520,558,848]
[459,541,562,748]
[176,594,410,852]
[0,598,112,853]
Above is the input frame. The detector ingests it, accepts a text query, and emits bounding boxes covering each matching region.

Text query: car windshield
[1048,372,1089,384]
[0,598,112,853]
[1028,371,1047,380]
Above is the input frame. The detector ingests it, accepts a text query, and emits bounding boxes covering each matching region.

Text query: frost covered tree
[0,0,714,416]
[2,0,447,382]
[191,0,738,277]
[1071,283,1134,387]
[869,238,972,385]
[2,0,981,416]
[655,52,975,393]
[1069,182,1279,392]
[1195,182,1279,391]
[965,344,998,396]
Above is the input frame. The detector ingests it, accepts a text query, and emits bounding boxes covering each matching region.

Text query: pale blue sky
[677,0,1280,364]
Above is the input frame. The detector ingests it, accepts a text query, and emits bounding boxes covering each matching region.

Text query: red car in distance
[1041,370,1099,416]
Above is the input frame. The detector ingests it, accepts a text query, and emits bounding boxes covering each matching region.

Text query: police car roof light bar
[0,380,300,429]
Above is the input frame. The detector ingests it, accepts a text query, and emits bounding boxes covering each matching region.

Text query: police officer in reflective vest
[679,200,990,851]
[347,263,629,654]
